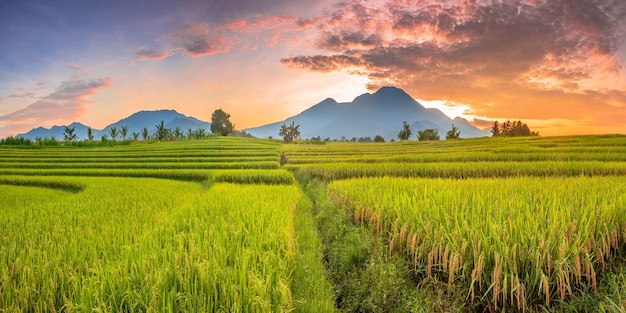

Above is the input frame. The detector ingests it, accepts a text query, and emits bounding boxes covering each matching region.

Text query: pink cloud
[0,77,113,137]
[138,14,310,60]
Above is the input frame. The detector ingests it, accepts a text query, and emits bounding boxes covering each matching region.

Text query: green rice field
[2,135,626,312]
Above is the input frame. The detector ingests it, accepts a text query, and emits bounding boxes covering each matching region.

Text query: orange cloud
[0,76,113,137]
[281,0,626,134]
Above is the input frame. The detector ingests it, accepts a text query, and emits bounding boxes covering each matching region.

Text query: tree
[491,120,539,137]
[446,124,461,139]
[63,126,77,142]
[397,121,412,141]
[131,132,139,141]
[86,126,94,141]
[141,127,149,140]
[278,121,300,143]
[374,135,385,142]
[491,121,501,136]
[211,109,234,136]
[173,127,183,140]
[417,128,440,141]
[109,127,118,141]
[121,126,129,141]
[154,120,169,141]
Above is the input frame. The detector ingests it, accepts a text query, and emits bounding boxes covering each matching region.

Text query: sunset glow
[1,0,625,137]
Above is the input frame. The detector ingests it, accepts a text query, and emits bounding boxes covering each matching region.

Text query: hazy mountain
[18,110,211,141]
[21,122,90,141]
[247,87,490,140]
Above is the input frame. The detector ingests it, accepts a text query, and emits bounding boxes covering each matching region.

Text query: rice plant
[328,176,626,310]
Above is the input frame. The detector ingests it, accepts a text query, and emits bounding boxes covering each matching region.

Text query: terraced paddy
[2,135,626,312]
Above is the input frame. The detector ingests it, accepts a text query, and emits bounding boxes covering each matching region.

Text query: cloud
[138,14,311,61]
[136,49,171,61]
[0,76,112,137]
[471,118,495,128]
[66,63,87,72]
[8,89,35,99]
[280,0,626,131]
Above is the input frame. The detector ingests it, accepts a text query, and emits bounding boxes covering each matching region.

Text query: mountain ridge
[17,87,490,141]
[247,86,489,140]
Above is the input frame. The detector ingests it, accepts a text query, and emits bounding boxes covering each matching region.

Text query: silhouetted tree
[491,120,538,137]
[211,109,234,136]
[491,121,501,136]
[63,126,77,142]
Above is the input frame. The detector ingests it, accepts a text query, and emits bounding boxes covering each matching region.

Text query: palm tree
[141,127,149,140]
[290,122,300,141]
[131,132,139,141]
[279,124,290,143]
[121,126,129,141]
[278,122,301,143]
[155,120,168,141]
[173,127,183,140]
[109,127,118,141]
[86,126,94,141]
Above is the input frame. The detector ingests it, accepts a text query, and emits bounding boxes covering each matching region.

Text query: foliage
[120,125,128,140]
[492,120,539,137]
[86,126,94,141]
[63,126,77,142]
[373,135,385,142]
[211,108,234,136]
[141,127,149,140]
[397,121,411,141]
[279,121,301,143]
[154,120,169,141]
[417,128,440,141]
[0,136,31,146]
[108,127,118,141]
[445,124,460,139]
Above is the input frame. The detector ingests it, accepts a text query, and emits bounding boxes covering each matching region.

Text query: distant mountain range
[18,87,490,141]
[19,110,211,141]
[247,87,490,139]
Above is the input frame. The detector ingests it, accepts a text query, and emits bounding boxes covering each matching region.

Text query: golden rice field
[2,135,626,312]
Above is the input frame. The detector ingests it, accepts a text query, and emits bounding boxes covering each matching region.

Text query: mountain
[18,110,211,141]
[247,87,490,140]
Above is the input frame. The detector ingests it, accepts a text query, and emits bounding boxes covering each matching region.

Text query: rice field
[328,176,626,310]
[2,135,626,311]
[0,137,332,312]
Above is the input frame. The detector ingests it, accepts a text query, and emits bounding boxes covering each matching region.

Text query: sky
[1,0,625,137]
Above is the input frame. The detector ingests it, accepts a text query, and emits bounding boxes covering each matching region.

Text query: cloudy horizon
[1,0,625,137]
